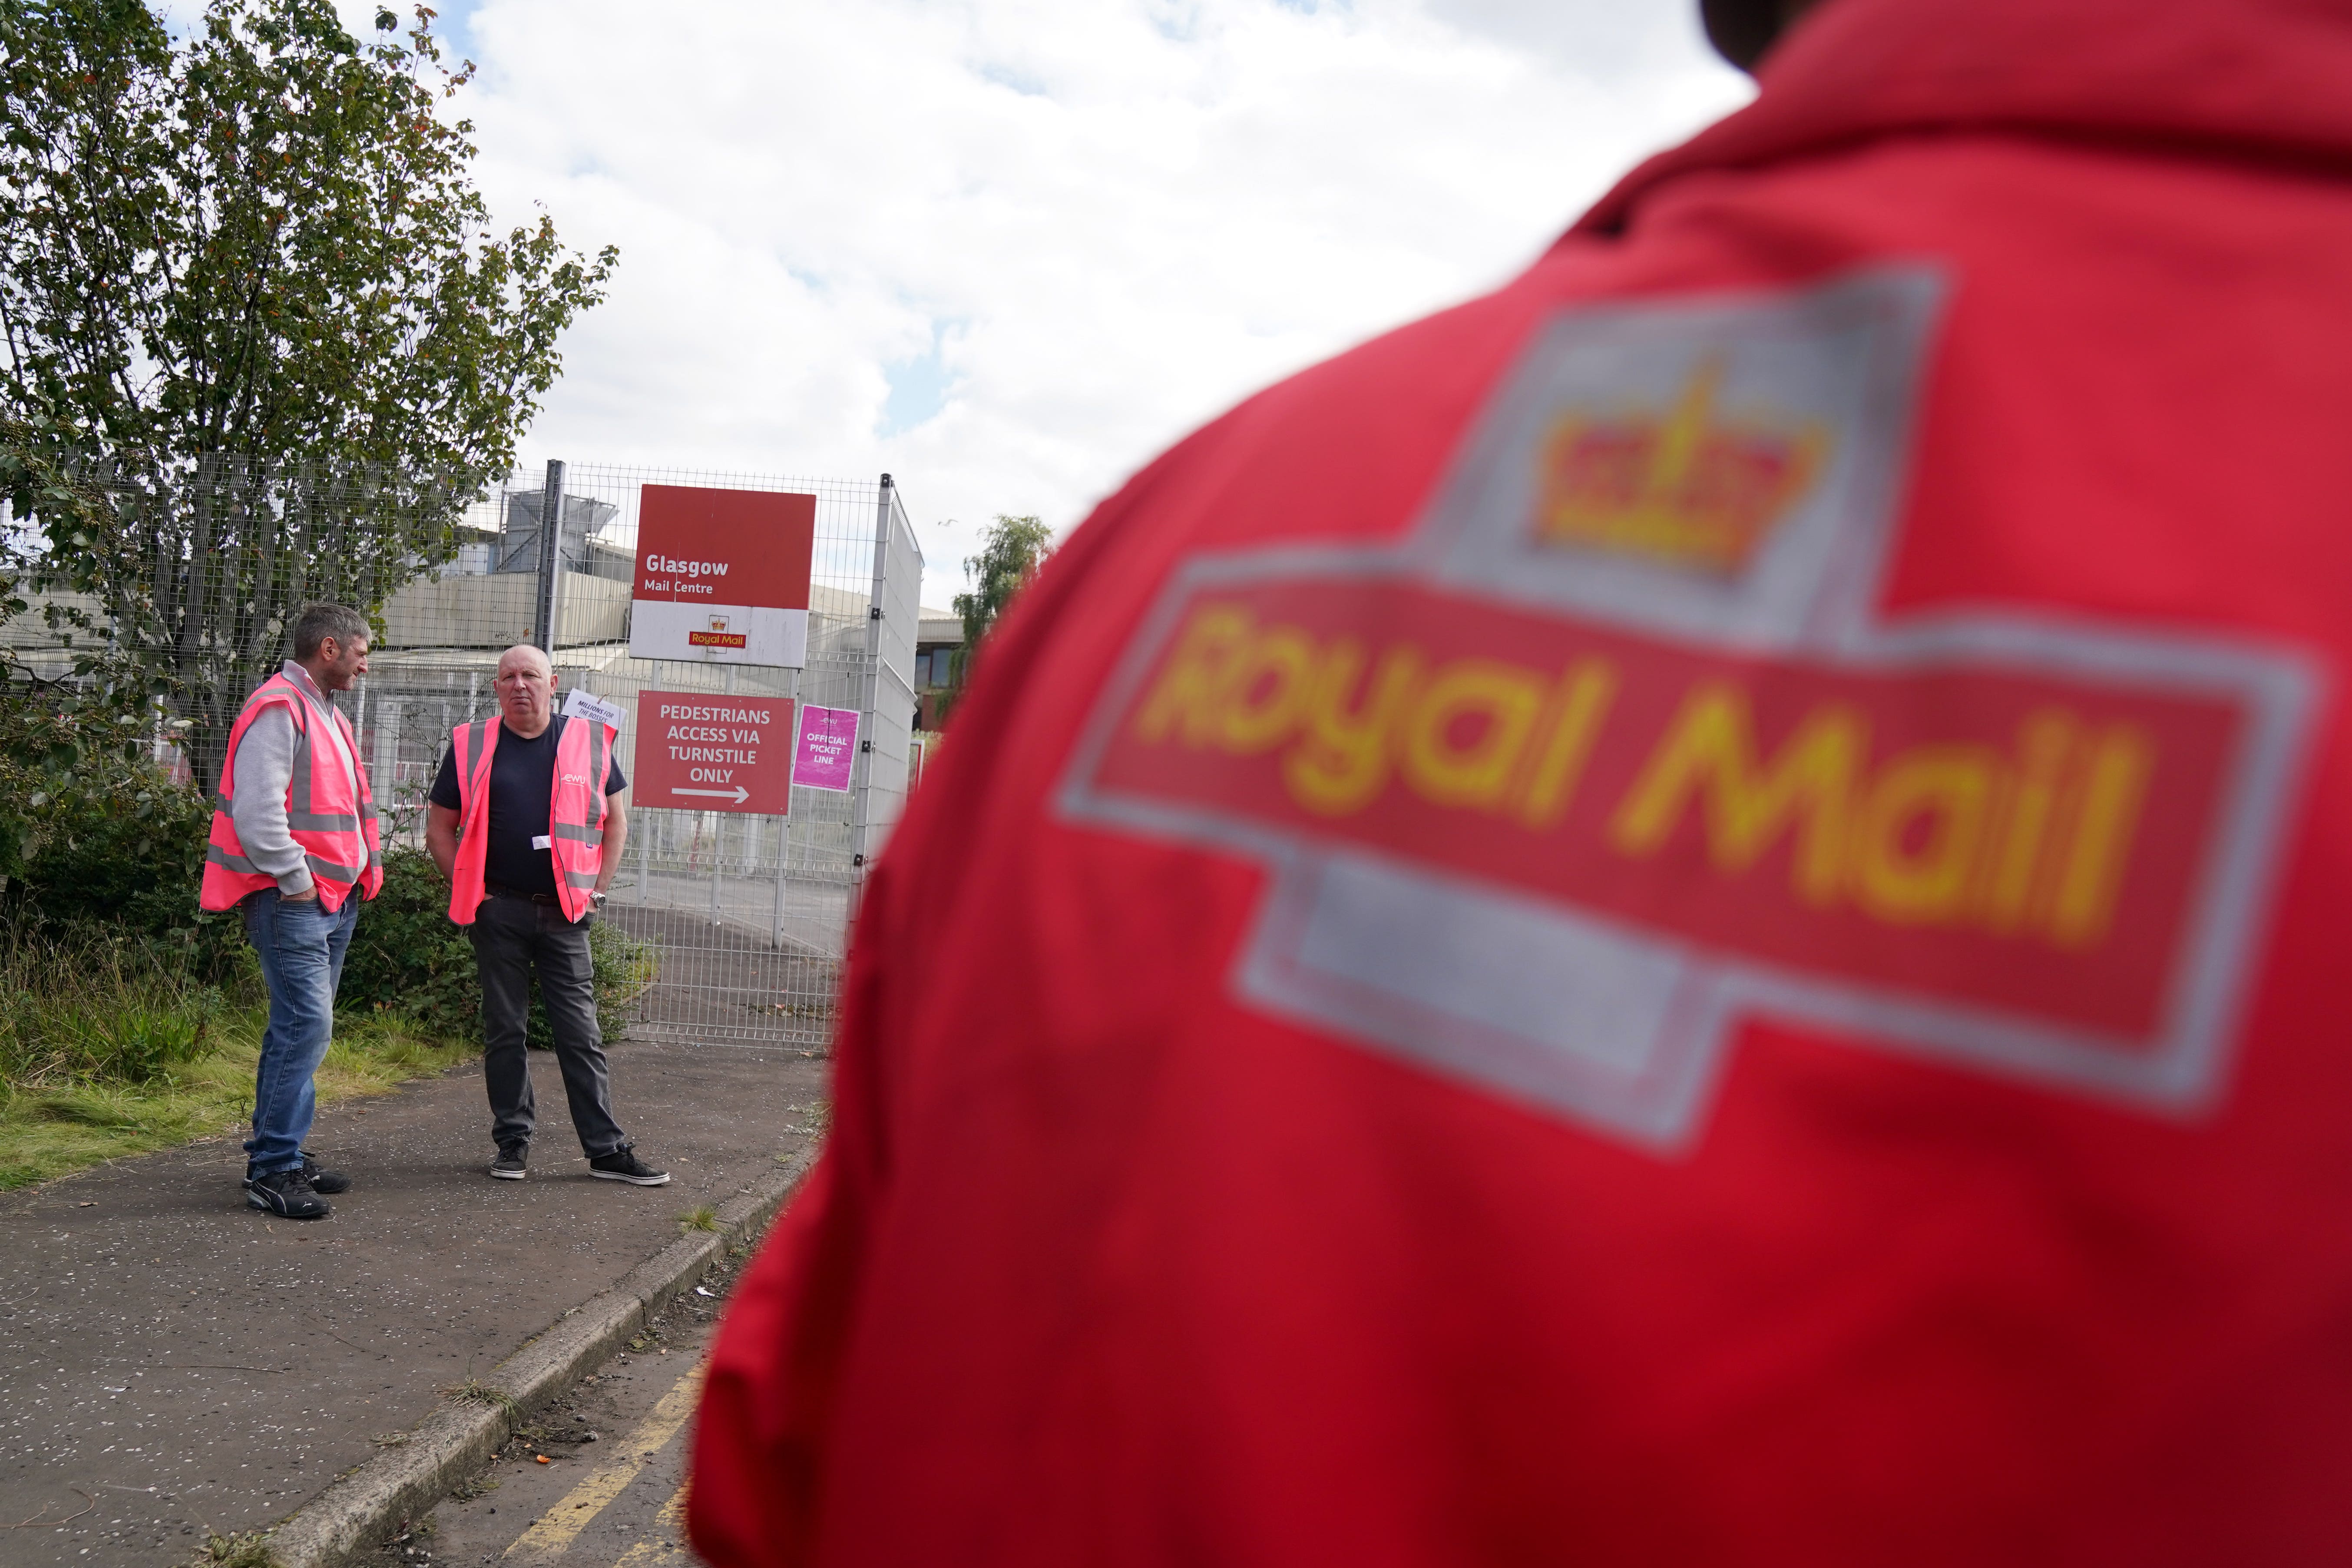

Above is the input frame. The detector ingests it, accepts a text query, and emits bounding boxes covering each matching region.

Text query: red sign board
[632,690,796,814]
[628,486,817,668]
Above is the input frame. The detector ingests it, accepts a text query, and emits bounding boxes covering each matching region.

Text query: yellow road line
[610,1485,688,1567]
[504,1362,705,1563]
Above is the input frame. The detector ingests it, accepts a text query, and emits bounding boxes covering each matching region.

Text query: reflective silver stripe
[562,869,599,889]
[550,822,601,843]
[287,697,316,820]
[461,719,489,787]
[367,850,384,869]
[206,844,260,873]
[288,810,361,830]
[305,854,363,883]
[212,792,233,814]
[360,801,380,820]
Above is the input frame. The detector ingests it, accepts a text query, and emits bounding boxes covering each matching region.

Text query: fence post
[533,459,566,653]
[847,474,893,896]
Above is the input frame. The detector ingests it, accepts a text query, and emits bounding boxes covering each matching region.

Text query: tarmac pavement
[0,1040,827,1566]
[359,1249,746,1568]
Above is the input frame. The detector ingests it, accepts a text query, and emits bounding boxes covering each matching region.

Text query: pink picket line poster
[792,704,860,793]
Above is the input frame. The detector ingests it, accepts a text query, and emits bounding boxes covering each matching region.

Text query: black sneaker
[490,1144,528,1181]
[588,1147,669,1186]
[300,1148,351,1195]
[245,1168,331,1220]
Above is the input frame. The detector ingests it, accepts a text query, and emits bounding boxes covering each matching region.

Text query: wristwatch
[590,890,609,906]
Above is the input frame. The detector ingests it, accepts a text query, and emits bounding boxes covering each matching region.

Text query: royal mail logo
[1058,270,2321,1150]
[1535,357,1827,574]
[1128,595,2170,967]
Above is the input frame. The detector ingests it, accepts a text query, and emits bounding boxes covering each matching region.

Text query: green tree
[0,420,202,961]
[0,0,615,784]
[943,513,1052,716]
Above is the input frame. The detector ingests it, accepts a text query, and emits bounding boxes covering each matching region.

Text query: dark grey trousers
[470,895,627,1158]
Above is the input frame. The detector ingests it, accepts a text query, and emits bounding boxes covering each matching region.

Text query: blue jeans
[242,889,360,1175]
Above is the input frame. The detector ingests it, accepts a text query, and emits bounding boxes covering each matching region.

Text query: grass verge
[0,935,476,1190]
[0,1008,474,1191]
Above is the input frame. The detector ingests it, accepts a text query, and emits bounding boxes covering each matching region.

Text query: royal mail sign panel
[628,486,816,668]
[1058,270,2320,1151]
[633,690,795,814]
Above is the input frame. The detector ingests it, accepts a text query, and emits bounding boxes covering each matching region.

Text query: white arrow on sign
[672,785,750,804]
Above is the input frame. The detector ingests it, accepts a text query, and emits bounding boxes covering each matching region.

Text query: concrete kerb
[264,1146,818,1568]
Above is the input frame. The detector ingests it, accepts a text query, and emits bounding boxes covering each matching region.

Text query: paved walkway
[377,1252,746,1568]
[0,1041,827,1566]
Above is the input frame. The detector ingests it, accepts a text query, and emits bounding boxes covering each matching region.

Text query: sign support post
[848,474,891,884]
[533,460,566,654]
[772,666,797,952]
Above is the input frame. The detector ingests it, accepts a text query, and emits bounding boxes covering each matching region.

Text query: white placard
[562,688,625,729]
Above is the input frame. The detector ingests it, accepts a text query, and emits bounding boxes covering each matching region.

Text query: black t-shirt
[431,716,628,896]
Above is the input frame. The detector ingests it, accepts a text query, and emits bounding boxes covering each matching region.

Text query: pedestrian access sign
[634,690,796,814]
[628,486,816,668]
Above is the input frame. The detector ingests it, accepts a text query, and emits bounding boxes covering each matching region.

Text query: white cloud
[360,0,1750,605]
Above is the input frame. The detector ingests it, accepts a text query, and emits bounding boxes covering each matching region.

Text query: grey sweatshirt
[228,661,361,897]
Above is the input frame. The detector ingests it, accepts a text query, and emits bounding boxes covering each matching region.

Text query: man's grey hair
[291,603,370,660]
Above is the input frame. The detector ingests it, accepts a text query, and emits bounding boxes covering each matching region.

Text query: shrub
[336,847,479,1036]
[583,916,657,1045]
[0,659,248,981]
[336,847,658,1047]
[5,769,247,981]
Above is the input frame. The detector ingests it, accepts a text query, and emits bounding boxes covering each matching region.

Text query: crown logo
[1531,357,1829,575]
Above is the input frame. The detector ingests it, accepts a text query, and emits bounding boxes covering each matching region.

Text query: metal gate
[359,463,924,1050]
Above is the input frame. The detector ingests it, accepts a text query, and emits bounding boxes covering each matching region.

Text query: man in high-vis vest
[200,602,383,1221]
[689,0,2352,1561]
[424,644,668,1186]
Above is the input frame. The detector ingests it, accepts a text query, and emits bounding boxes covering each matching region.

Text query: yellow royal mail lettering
[1124,604,2172,955]
[1058,271,2318,1149]
[1135,607,1623,829]
[1607,682,1863,910]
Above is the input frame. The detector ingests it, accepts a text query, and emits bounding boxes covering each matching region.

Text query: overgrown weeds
[0,926,474,1190]
[678,1204,718,1232]
[440,1378,519,1416]
[0,950,223,1090]
[191,1531,279,1568]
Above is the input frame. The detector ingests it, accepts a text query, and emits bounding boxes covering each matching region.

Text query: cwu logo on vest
[1057,269,2322,1151]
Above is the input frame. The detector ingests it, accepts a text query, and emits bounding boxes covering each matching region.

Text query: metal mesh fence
[6,455,924,1052]
[366,462,923,1048]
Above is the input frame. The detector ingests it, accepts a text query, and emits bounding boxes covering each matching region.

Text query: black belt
[484,880,564,906]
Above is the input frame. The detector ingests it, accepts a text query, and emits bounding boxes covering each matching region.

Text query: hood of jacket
[1575,0,2352,236]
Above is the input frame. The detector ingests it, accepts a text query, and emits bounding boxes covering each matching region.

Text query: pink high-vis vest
[201,672,383,913]
[445,714,615,924]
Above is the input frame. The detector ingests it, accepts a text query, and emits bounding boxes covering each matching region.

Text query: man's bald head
[498,644,552,681]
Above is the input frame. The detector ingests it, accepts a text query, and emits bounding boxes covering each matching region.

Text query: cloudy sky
[339,0,1750,608]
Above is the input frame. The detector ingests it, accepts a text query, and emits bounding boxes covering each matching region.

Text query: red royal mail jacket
[691,0,2352,1562]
